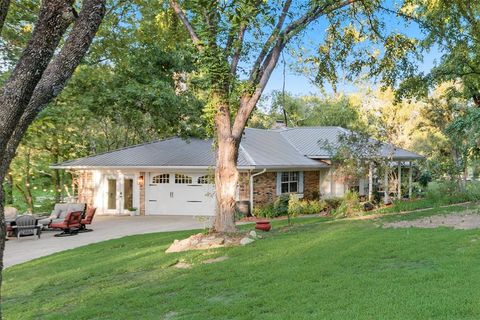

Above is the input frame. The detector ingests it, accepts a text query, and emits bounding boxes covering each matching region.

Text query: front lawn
[4,205,480,319]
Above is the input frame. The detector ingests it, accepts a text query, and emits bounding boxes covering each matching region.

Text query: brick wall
[303,171,320,200]
[240,170,320,207]
[77,171,94,206]
[253,172,276,206]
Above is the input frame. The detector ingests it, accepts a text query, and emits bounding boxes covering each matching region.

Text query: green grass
[4,206,480,319]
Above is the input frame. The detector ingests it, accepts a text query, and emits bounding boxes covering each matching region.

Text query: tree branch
[249,0,292,82]
[2,0,106,173]
[230,24,246,76]
[0,0,75,162]
[0,0,10,34]
[234,0,360,138]
[170,0,202,50]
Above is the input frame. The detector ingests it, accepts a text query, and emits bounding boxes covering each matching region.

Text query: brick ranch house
[51,127,423,216]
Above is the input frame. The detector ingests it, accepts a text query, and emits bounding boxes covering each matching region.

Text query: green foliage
[418,171,432,188]
[273,194,290,216]
[253,203,277,219]
[288,194,326,216]
[324,197,343,212]
[254,195,326,218]
[333,191,363,218]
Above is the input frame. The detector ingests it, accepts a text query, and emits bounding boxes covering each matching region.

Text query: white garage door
[146,172,215,216]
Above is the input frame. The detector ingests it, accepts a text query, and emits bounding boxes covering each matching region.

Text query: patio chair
[51,211,83,237]
[38,203,86,228]
[11,215,41,240]
[79,207,96,233]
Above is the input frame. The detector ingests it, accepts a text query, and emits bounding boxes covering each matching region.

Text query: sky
[261,1,443,101]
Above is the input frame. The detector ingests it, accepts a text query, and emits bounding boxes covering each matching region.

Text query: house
[51,127,423,216]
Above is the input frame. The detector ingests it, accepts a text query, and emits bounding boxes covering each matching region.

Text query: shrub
[333,191,362,218]
[274,194,289,216]
[324,197,343,212]
[253,203,278,218]
[287,194,302,217]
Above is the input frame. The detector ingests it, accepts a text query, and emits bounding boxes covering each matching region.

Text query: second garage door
[146,172,215,216]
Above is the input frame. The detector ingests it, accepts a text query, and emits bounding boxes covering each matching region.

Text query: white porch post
[368,162,373,201]
[397,161,402,200]
[384,167,389,204]
[330,168,335,196]
[408,161,413,198]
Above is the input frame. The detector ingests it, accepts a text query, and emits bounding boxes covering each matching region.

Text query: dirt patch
[202,256,229,264]
[383,211,480,230]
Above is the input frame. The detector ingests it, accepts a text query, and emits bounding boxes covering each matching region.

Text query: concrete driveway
[4,215,213,268]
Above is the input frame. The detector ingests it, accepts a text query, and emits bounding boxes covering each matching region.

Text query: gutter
[249,169,267,216]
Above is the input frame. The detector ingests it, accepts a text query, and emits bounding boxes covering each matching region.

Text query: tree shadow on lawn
[4,216,480,319]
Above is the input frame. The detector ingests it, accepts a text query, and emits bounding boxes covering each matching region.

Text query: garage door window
[198,175,214,184]
[175,174,192,184]
[152,174,169,184]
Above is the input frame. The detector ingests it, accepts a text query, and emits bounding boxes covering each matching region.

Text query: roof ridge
[238,143,256,166]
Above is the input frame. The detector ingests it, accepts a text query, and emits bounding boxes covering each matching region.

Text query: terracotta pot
[255,220,271,231]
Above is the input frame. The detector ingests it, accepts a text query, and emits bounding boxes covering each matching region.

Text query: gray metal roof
[52,126,423,169]
[280,126,424,160]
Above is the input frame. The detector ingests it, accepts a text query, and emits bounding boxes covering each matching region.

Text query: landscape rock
[249,230,257,238]
[166,233,227,253]
[240,237,255,246]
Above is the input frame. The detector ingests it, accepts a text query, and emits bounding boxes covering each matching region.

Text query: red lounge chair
[79,207,96,232]
[51,211,83,237]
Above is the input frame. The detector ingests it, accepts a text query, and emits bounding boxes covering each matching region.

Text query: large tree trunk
[214,136,239,233]
[213,98,239,233]
[0,0,105,317]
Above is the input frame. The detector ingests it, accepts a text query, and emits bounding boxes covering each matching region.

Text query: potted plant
[127,207,138,216]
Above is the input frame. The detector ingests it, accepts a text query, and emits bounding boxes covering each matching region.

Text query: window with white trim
[175,174,192,184]
[281,172,299,193]
[152,174,169,184]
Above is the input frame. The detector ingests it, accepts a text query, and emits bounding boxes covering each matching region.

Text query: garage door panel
[146,172,215,216]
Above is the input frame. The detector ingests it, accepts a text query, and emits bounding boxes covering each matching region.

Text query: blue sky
[262,1,442,99]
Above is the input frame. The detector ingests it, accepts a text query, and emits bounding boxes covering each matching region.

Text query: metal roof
[280,126,424,160]
[52,127,423,169]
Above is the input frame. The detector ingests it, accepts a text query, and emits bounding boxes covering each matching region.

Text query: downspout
[250,169,267,216]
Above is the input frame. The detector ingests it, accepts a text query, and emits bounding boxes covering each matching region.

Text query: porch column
[368,162,373,201]
[397,161,402,200]
[384,168,389,204]
[408,162,413,198]
[330,168,335,196]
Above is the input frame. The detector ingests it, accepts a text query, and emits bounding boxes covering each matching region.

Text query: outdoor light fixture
[138,175,144,187]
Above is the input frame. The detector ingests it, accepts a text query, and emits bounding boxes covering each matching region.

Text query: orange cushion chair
[79,207,96,232]
[51,211,83,237]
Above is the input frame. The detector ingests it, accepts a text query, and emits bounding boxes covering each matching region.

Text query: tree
[0,0,106,316]
[170,0,418,232]
[397,0,480,106]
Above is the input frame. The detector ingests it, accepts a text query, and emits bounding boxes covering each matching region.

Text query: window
[175,174,192,184]
[152,174,169,184]
[197,175,214,184]
[281,172,299,194]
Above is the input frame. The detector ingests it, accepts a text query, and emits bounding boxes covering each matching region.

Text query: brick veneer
[252,172,277,205]
[238,170,321,207]
[303,171,320,200]
[77,171,94,206]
